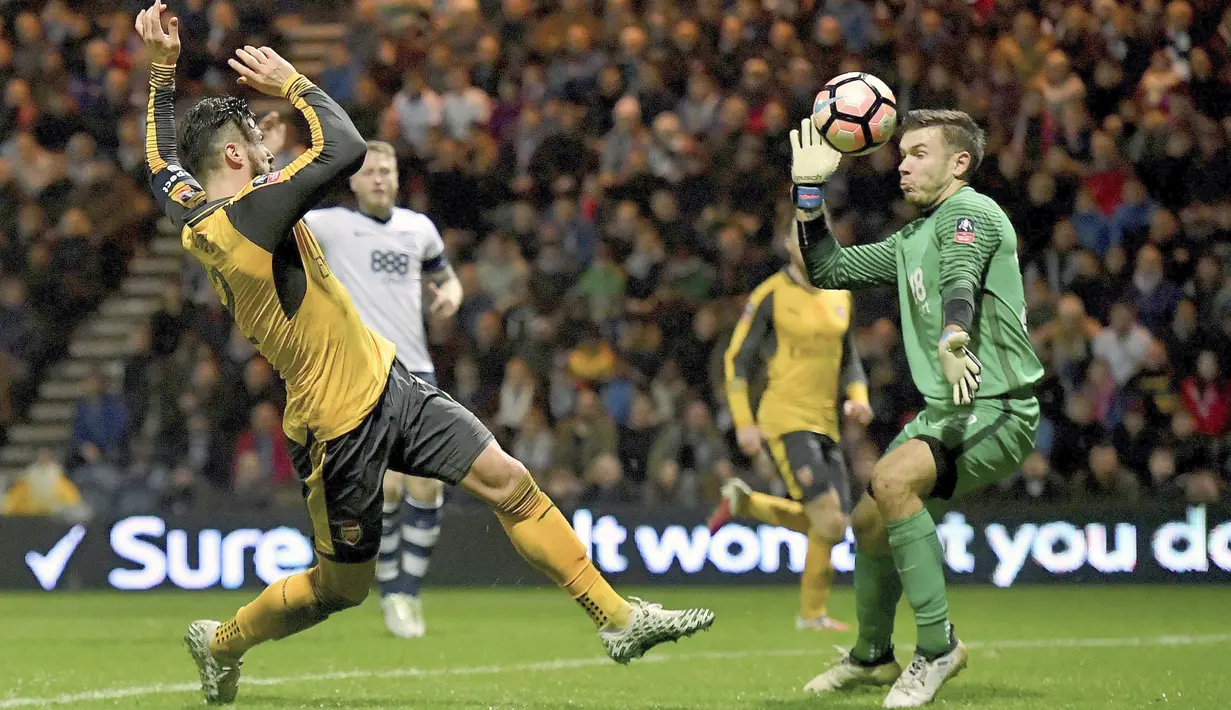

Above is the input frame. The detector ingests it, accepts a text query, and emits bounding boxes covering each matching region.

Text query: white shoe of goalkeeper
[381,593,425,638]
[882,640,968,708]
[804,648,902,693]
[184,620,243,705]
[599,597,715,664]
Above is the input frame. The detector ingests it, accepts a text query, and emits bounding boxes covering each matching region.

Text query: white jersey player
[304,141,462,639]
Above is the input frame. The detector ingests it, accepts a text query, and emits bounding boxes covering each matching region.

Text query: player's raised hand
[790,118,842,187]
[134,1,180,66]
[228,46,298,96]
[843,400,873,426]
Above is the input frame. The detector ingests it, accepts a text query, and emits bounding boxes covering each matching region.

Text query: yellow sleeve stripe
[845,381,870,406]
[145,64,177,173]
[844,292,867,405]
[724,277,777,430]
[726,383,756,430]
[145,81,166,174]
[280,92,325,182]
[723,317,756,430]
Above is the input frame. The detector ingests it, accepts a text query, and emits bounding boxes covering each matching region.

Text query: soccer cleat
[599,597,715,664]
[882,639,968,708]
[184,620,242,705]
[381,593,425,638]
[804,647,902,694]
[796,615,851,632]
[707,478,752,533]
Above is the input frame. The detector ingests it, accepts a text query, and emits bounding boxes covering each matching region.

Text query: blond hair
[365,140,396,158]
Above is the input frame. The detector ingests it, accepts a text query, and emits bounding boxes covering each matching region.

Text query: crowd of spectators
[5,0,1231,519]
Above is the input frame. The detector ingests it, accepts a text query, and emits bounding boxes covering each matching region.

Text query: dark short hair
[180,96,259,179]
[901,109,986,180]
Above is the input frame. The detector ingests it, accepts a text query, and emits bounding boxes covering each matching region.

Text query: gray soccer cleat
[184,620,243,705]
[804,647,902,693]
[599,597,715,664]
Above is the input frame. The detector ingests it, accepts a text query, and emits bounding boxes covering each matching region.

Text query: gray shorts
[288,360,494,563]
[764,431,852,511]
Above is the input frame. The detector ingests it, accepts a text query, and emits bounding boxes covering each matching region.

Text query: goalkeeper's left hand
[938,328,982,405]
[790,118,841,216]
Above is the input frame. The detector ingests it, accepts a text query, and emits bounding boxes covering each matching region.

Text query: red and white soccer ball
[812,72,898,156]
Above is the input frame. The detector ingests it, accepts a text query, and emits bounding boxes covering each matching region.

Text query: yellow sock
[212,571,324,658]
[212,558,373,658]
[495,475,631,629]
[799,535,835,620]
[744,492,811,533]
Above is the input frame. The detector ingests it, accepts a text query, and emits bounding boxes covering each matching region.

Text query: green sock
[850,549,902,663]
[885,509,951,657]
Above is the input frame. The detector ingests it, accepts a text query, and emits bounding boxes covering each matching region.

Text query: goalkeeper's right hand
[790,117,841,216]
[938,329,983,406]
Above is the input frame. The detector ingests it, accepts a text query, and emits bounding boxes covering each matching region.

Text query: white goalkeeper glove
[938,330,983,406]
[789,118,842,215]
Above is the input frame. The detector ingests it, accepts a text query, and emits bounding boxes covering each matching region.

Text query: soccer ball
[812,72,898,156]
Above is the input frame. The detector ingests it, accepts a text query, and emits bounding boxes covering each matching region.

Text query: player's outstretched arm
[138,2,206,231]
[789,118,898,290]
[227,47,367,242]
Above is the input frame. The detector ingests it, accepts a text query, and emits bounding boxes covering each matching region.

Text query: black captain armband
[943,287,976,332]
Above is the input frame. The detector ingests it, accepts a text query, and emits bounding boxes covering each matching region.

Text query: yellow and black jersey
[147,65,395,445]
[724,270,868,441]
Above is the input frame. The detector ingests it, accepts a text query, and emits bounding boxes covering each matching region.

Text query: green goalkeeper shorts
[886,395,1040,501]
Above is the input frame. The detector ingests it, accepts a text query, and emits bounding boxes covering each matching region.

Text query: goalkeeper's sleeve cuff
[943,288,976,332]
[280,73,313,100]
[149,63,176,89]
[795,209,830,248]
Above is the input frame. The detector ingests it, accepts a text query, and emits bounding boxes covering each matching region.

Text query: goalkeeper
[790,110,1042,709]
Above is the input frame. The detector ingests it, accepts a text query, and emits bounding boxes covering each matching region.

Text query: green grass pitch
[1,585,1228,709]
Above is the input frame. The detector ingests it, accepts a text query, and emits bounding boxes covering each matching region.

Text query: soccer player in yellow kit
[715,232,872,631]
[134,3,712,704]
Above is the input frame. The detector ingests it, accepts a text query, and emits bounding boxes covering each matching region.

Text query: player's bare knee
[851,495,891,554]
[805,492,847,543]
[487,455,530,502]
[852,506,880,541]
[870,469,910,509]
[406,476,443,505]
[808,512,847,544]
[381,471,403,504]
[462,442,530,505]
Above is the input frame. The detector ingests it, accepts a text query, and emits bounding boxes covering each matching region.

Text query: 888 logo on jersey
[371,250,411,281]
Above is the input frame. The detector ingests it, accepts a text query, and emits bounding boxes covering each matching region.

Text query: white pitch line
[2,633,1229,708]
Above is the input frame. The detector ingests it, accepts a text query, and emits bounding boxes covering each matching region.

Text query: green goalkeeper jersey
[801,185,1043,404]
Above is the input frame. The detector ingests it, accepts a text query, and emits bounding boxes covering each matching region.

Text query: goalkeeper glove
[790,118,841,217]
[938,330,983,406]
